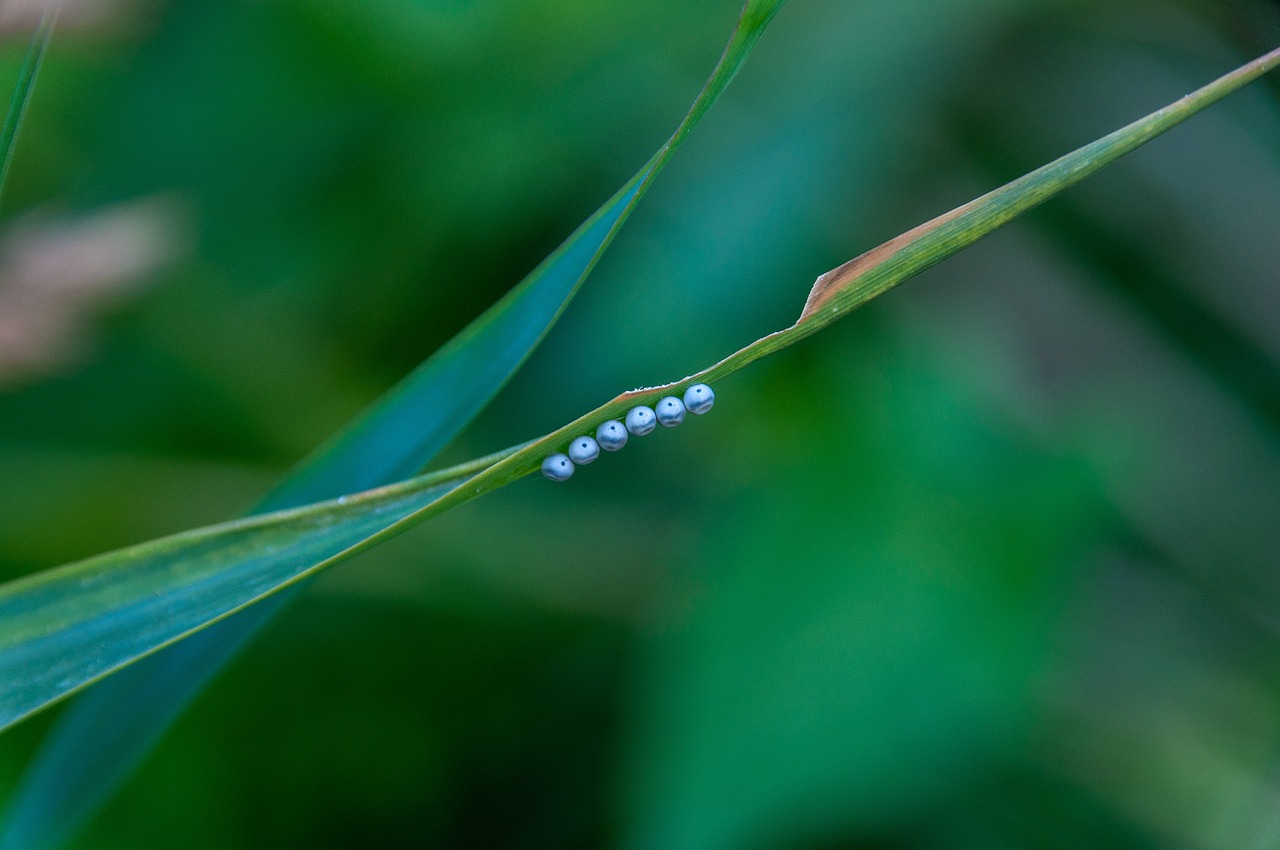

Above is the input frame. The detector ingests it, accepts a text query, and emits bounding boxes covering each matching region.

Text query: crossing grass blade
[1,40,1274,741]
[0,3,786,848]
[261,0,784,510]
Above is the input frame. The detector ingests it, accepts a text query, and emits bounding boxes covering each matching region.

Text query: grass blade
[0,4,784,848]
[258,0,783,511]
[0,450,517,731]
[0,8,55,203]
[0,39,1273,747]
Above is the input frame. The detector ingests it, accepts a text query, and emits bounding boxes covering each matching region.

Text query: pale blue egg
[655,396,686,427]
[625,405,657,436]
[683,383,715,414]
[596,420,628,451]
[541,453,574,481]
[568,435,600,464]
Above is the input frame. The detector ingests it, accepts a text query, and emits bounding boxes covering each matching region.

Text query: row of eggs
[541,384,715,481]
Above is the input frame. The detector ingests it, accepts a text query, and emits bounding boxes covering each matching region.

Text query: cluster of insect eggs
[541,384,715,481]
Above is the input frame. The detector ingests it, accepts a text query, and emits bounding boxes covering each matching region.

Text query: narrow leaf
[0,4,785,848]
[0,454,510,730]
[0,44,1273,756]
[0,8,55,202]
[259,0,784,511]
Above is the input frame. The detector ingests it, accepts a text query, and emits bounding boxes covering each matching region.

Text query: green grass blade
[0,451,513,731]
[0,4,784,848]
[257,0,784,511]
[0,439,516,850]
[0,9,55,203]
[0,41,1273,750]
[788,42,1280,340]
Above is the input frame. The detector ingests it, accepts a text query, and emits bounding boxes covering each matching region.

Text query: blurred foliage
[1,0,1279,848]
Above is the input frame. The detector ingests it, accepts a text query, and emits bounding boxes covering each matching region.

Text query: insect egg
[625,405,657,436]
[683,383,715,414]
[568,435,600,464]
[541,453,574,481]
[655,396,686,427]
[596,420,628,451]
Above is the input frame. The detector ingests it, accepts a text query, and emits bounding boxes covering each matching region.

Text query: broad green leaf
[0,8,54,203]
[0,42,1273,746]
[0,3,785,848]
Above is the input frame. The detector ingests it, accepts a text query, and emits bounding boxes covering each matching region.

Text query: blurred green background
[1,0,1279,847]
